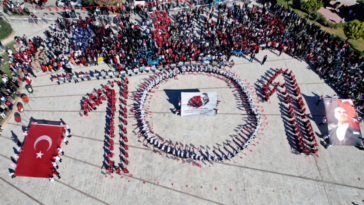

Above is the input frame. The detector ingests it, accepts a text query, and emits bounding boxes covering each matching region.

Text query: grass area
[10,12,30,16]
[0,41,19,123]
[1,41,17,80]
[0,20,13,40]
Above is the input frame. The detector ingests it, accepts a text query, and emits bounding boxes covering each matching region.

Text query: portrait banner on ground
[323,98,363,146]
[181,92,217,117]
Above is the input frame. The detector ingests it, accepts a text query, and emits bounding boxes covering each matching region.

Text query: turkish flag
[14,124,65,178]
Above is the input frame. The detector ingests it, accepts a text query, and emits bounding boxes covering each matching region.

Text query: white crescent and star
[36,151,43,158]
[34,135,53,159]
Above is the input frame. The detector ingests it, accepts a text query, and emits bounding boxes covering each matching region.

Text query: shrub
[302,0,324,14]
[292,0,303,9]
[82,0,95,5]
[316,12,327,25]
[328,22,346,29]
[309,12,319,21]
[0,20,13,40]
[344,19,364,40]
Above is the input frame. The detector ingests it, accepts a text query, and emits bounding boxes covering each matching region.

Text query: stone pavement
[0,48,364,205]
[1,1,364,204]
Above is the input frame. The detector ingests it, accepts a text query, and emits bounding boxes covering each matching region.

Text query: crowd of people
[136,64,262,160]
[0,1,363,142]
[2,2,363,107]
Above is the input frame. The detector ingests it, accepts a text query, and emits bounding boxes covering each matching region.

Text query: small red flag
[82,7,87,11]
[119,6,123,10]
[108,7,112,11]
[54,7,59,11]
[68,6,72,10]
[113,6,117,12]
[47,7,51,11]
[61,7,65,11]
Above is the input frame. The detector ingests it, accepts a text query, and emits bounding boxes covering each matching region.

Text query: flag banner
[323,98,362,146]
[15,124,65,178]
[181,92,217,117]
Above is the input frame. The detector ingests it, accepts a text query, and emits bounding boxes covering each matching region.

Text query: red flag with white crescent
[14,124,65,178]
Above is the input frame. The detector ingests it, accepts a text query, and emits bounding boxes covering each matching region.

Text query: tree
[82,0,95,6]
[302,0,323,14]
[344,20,364,40]
[292,0,302,9]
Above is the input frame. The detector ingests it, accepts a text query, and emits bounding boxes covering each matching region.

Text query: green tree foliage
[302,0,323,14]
[344,20,364,40]
[0,20,13,40]
[292,0,302,9]
[82,0,95,6]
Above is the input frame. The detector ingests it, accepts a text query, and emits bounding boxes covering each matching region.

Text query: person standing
[49,177,55,182]
[261,55,267,65]
[52,168,61,179]
[0,41,4,51]
[319,117,327,126]
[53,155,62,162]
[57,147,64,155]
[11,136,22,147]
[52,161,59,169]
[316,95,323,105]
[250,52,255,63]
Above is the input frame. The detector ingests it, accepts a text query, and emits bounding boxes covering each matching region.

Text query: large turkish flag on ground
[15,124,65,178]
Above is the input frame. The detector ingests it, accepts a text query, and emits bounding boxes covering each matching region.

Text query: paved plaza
[0,48,363,205]
[1,2,364,205]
